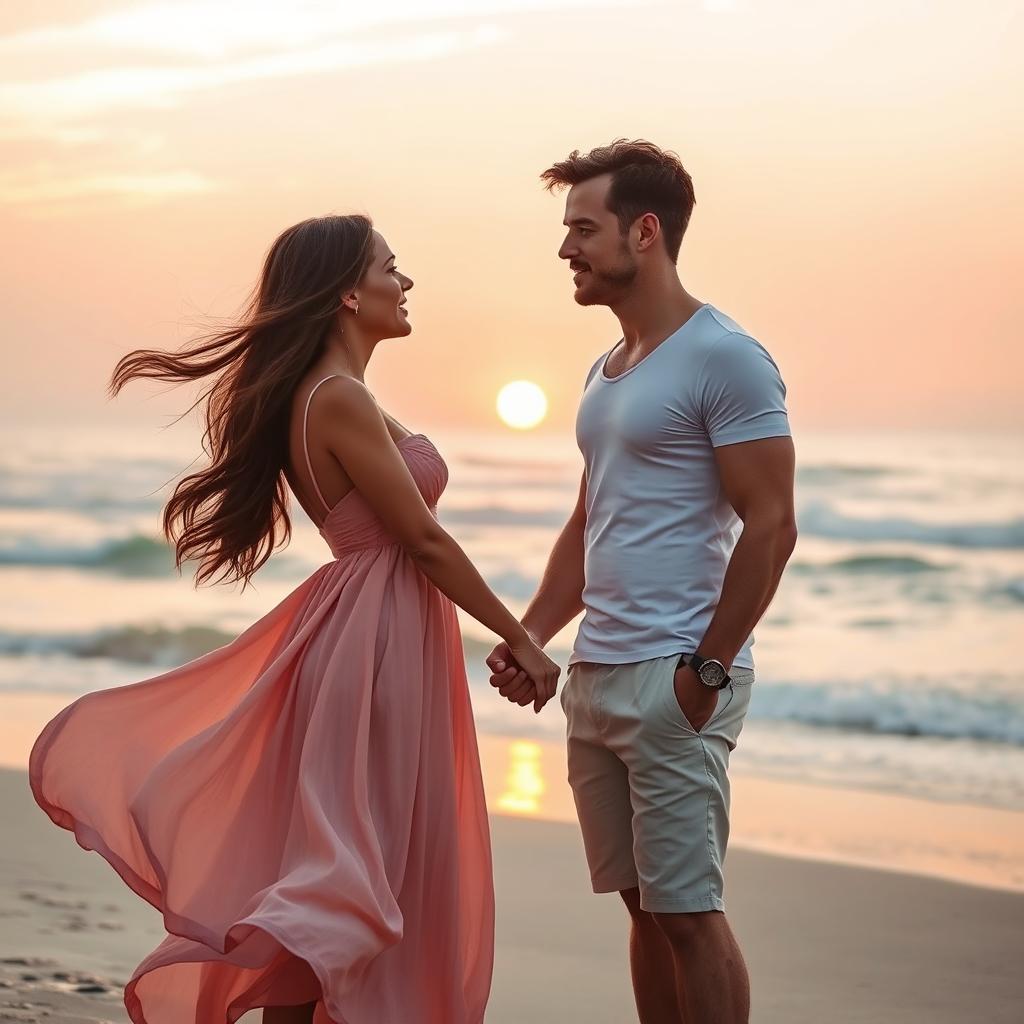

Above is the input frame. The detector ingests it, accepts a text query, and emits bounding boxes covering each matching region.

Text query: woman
[28,214,558,1024]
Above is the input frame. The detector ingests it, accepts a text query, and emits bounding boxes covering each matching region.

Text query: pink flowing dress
[28,376,495,1023]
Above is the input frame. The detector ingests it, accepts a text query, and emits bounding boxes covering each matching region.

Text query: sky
[1,0,1021,437]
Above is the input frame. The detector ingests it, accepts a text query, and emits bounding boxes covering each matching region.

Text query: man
[486,140,797,1024]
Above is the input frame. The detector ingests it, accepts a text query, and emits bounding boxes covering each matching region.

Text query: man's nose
[557,238,576,260]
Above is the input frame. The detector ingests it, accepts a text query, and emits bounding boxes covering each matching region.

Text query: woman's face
[352,230,414,339]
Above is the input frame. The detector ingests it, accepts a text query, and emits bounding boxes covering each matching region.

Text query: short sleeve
[698,332,791,447]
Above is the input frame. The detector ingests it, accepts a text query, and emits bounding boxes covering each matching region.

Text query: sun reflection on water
[496,740,546,815]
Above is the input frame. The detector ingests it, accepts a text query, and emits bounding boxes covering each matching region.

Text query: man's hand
[487,640,552,712]
[672,663,719,733]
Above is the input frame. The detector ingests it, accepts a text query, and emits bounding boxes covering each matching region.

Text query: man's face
[557,174,637,307]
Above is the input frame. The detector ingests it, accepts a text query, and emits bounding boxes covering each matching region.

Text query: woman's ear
[341,293,360,315]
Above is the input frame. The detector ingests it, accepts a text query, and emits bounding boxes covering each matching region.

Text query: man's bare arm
[487,470,587,705]
[695,434,798,669]
[521,470,588,645]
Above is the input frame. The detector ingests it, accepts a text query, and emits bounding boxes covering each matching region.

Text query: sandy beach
[2,757,1022,1024]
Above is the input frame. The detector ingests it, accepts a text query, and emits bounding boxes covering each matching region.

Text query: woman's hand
[489,636,560,714]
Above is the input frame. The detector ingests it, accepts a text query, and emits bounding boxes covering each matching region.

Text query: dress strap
[302,375,340,515]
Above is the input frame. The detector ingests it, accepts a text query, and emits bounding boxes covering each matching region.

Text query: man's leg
[563,664,658,1017]
[619,887,685,1024]
[653,910,749,1024]
[609,659,755,1024]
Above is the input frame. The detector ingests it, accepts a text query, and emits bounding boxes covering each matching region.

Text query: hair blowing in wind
[108,214,374,589]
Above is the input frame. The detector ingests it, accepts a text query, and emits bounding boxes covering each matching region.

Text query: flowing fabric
[29,426,494,1023]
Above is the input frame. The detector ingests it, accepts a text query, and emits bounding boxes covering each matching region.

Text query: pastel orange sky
[1,0,1021,435]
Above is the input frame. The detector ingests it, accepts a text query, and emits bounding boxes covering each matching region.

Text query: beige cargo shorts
[560,652,754,913]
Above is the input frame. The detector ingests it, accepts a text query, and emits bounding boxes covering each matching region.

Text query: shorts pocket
[559,664,575,712]
[665,658,734,735]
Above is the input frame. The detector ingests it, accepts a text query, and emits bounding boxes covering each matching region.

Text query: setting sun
[496,380,548,430]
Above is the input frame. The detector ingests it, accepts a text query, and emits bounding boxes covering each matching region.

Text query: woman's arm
[313,377,559,702]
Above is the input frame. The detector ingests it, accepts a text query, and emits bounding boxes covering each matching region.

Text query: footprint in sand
[18,891,88,911]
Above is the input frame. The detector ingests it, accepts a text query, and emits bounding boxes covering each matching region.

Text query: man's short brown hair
[540,139,696,262]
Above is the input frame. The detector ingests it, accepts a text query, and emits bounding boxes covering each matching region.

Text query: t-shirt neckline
[599,303,712,384]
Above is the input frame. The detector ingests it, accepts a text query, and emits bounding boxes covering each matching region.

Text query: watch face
[699,661,727,688]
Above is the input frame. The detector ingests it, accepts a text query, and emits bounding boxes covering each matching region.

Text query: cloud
[0,0,645,61]
[0,25,505,123]
[0,1,667,129]
[0,169,215,206]
[0,0,660,206]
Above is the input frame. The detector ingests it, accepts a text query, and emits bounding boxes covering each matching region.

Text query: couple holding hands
[30,139,796,1024]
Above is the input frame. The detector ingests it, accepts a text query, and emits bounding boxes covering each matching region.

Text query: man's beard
[597,242,638,288]
[581,245,638,304]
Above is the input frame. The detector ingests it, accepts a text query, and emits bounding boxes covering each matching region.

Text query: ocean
[2,423,1022,813]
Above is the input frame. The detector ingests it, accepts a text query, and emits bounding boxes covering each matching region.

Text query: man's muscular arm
[673,434,797,730]
[696,434,797,667]
[486,470,588,708]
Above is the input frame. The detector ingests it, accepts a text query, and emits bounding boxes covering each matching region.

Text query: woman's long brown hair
[109,214,375,589]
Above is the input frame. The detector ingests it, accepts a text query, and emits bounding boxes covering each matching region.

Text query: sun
[496,380,548,430]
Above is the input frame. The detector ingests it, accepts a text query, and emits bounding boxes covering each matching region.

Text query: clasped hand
[485,637,559,714]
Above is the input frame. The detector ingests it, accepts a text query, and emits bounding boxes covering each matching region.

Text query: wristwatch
[679,652,731,690]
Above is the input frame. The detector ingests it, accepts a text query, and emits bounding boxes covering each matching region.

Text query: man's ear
[635,213,662,252]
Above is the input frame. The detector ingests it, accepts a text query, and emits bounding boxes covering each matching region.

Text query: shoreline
[6,692,1024,895]
[476,731,1024,894]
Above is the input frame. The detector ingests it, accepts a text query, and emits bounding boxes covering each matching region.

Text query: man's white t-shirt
[570,303,792,670]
